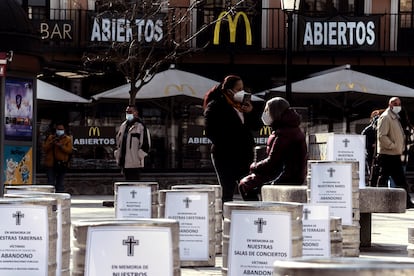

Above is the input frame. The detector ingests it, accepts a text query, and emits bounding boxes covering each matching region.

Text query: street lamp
[280,0,301,104]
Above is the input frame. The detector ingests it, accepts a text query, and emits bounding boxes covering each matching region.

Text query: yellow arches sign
[213,11,252,45]
[164,84,196,96]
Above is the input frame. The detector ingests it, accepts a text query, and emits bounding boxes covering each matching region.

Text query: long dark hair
[203,75,241,109]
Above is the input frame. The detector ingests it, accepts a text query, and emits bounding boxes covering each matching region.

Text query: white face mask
[56,130,64,136]
[392,106,401,114]
[233,90,251,104]
[126,113,134,121]
[261,109,273,126]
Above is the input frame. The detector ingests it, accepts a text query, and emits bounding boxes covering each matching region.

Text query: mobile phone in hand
[242,93,251,105]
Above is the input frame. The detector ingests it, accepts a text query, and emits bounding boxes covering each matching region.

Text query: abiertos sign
[298,15,380,51]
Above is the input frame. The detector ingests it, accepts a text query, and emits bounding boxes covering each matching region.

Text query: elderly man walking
[376,97,414,209]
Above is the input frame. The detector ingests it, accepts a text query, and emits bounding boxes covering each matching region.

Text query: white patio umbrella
[269,65,414,97]
[263,65,414,132]
[37,79,91,103]
[92,67,263,101]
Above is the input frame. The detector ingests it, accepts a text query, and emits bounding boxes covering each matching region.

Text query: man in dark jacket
[239,97,308,200]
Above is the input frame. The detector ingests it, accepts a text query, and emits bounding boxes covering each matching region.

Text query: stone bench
[261,185,406,248]
[261,185,308,203]
[359,187,406,247]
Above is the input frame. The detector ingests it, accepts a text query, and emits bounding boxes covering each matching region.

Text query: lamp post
[280,0,300,104]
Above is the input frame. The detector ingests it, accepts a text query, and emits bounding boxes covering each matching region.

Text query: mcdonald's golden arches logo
[213,11,252,45]
[88,126,100,137]
[164,84,196,96]
[259,126,272,136]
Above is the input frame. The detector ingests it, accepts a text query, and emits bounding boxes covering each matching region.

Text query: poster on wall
[3,145,33,185]
[4,78,33,141]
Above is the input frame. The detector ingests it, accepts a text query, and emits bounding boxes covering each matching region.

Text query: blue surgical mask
[126,114,134,121]
[56,130,64,136]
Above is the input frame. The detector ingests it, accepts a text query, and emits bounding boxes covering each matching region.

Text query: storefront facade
[13,0,414,173]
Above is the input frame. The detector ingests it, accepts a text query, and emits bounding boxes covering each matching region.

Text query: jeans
[46,166,66,192]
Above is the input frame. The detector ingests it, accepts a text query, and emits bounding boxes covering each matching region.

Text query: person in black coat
[203,75,256,202]
[239,97,308,201]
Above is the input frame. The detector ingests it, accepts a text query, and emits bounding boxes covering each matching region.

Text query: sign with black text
[309,162,353,225]
[165,191,210,261]
[116,186,152,218]
[85,226,173,276]
[0,205,48,275]
[228,210,291,276]
[326,133,365,188]
[302,204,330,258]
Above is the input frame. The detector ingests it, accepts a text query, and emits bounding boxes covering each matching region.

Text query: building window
[401,0,414,28]
[302,0,364,16]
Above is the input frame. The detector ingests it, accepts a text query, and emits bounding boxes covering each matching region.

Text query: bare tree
[83,0,255,105]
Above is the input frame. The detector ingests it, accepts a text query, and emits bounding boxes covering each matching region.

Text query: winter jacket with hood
[250,108,307,184]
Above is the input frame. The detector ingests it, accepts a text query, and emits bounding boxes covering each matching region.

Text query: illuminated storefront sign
[298,15,379,50]
[213,11,252,45]
[90,17,163,43]
[72,126,116,146]
[38,20,73,40]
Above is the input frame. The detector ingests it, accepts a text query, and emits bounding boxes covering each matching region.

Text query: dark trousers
[123,168,141,181]
[377,154,407,188]
[46,166,66,192]
[377,154,411,204]
[211,153,249,202]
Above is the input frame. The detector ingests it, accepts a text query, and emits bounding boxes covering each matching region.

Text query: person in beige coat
[376,97,414,208]
[114,104,151,180]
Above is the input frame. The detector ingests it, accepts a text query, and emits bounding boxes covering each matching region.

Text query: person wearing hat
[239,97,308,200]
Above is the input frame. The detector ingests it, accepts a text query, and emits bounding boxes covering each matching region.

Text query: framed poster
[3,145,33,185]
[4,78,33,141]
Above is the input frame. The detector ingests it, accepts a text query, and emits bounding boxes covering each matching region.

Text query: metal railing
[26,7,414,54]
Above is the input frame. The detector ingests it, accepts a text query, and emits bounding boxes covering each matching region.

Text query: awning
[37,79,91,103]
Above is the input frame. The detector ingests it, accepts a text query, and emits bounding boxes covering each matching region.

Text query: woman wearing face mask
[203,75,257,202]
[114,104,151,180]
[239,97,308,201]
[42,123,73,192]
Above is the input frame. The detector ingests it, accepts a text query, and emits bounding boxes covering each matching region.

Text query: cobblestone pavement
[70,195,414,275]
